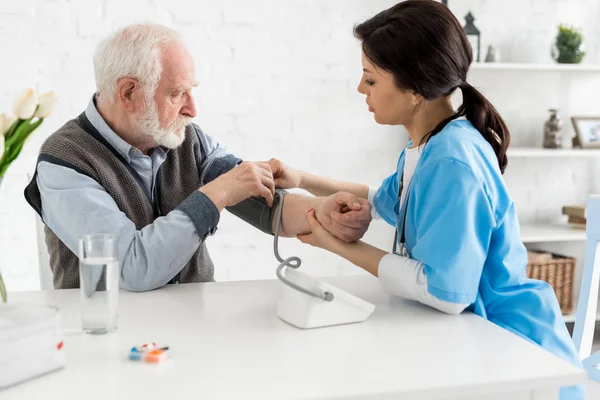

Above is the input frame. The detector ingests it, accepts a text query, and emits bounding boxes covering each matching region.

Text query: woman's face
[357,52,417,126]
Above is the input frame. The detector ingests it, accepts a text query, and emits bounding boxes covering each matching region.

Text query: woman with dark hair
[269,1,584,398]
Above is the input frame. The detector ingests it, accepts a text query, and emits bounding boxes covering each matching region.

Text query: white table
[3,275,586,399]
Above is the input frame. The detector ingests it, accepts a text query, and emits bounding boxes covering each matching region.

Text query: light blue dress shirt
[37,97,232,291]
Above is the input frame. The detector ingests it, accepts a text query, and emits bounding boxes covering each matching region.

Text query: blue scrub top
[373,120,584,399]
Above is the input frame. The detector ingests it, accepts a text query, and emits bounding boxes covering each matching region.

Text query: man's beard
[134,98,191,149]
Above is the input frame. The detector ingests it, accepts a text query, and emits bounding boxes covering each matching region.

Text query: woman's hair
[93,23,182,101]
[354,0,510,173]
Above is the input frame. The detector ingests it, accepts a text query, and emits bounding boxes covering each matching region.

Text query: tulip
[13,89,38,120]
[35,91,58,118]
[0,114,16,136]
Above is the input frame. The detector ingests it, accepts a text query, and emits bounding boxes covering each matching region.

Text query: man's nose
[181,93,197,118]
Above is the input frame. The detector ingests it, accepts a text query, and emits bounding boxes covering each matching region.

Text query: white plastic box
[0,304,65,390]
[277,268,375,329]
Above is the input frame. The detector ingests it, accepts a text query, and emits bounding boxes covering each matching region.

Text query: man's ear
[116,77,141,112]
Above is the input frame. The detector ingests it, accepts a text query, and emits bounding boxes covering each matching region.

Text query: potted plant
[552,24,585,64]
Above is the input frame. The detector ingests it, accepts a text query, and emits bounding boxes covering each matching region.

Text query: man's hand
[314,191,372,242]
[200,161,275,211]
[268,158,302,189]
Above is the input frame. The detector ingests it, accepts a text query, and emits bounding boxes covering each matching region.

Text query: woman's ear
[116,77,141,112]
[411,91,423,106]
[411,92,424,115]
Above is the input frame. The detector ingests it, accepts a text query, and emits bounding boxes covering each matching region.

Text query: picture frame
[571,116,600,148]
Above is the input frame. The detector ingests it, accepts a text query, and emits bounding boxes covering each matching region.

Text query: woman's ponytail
[458,82,510,174]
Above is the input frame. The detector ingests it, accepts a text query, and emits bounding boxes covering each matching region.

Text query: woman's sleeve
[378,253,470,315]
[371,172,400,227]
[411,158,496,305]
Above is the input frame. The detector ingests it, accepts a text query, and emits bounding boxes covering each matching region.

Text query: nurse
[269,1,584,398]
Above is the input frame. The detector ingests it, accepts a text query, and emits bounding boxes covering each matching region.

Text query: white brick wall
[1,0,599,291]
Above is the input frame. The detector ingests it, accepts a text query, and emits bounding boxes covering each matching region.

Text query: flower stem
[0,271,6,303]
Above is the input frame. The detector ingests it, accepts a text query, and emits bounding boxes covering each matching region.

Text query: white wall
[0,0,404,290]
[451,0,600,65]
[1,0,599,291]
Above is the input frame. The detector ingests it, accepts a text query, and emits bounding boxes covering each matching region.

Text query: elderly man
[24,24,371,291]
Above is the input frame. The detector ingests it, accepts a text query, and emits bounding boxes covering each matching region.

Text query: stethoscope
[273,191,335,302]
[392,171,410,258]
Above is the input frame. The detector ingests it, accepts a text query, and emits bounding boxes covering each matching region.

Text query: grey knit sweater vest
[24,113,214,289]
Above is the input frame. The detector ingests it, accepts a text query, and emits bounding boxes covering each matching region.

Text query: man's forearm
[199,183,228,212]
[274,194,322,237]
[274,191,372,242]
[300,171,369,198]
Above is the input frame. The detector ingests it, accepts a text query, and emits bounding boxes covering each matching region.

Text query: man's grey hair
[93,23,182,100]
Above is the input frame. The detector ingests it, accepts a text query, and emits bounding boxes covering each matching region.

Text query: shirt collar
[84,94,168,161]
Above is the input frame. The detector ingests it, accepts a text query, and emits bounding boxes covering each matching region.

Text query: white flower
[0,114,16,136]
[35,91,58,118]
[12,89,38,120]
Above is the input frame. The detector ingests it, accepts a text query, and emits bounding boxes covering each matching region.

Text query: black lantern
[463,12,481,62]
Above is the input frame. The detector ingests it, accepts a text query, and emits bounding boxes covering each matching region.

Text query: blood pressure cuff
[226,189,288,235]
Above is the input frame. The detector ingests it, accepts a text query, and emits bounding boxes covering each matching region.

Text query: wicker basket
[526,252,575,314]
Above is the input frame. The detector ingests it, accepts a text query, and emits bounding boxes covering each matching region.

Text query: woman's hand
[268,158,302,189]
[297,209,346,252]
[299,209,387,278]
[314,192,372,242]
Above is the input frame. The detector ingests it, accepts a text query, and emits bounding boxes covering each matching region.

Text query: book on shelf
[568,215,586,224]
[562,205,586,219]
[564,212,586,230]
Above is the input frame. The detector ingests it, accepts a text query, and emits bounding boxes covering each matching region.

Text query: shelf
[563,309,600,324]
[520,223,586,243]
[470,62,600,72]
[508,148,600,157]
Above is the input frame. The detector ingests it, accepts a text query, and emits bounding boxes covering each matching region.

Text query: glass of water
[78,234,119,334]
